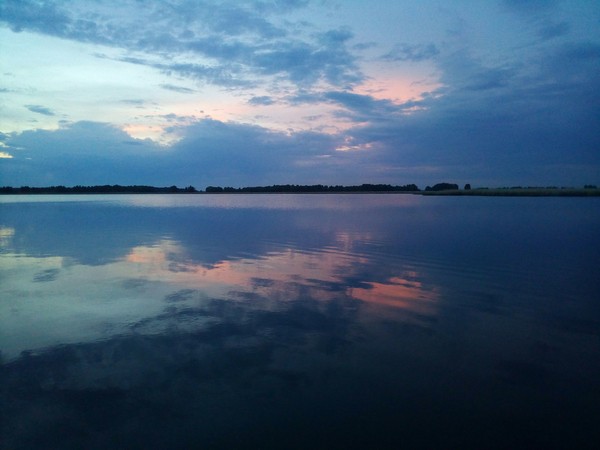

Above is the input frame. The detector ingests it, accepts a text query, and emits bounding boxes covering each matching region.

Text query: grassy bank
[421,188,600,197]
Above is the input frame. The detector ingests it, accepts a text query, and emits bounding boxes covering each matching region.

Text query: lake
[1,194,599,449]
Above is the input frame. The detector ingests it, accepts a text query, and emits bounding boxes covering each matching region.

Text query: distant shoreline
[421,188,600,197]
[1,184,599,196]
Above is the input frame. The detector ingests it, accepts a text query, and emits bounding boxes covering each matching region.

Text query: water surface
[1,194,599,449]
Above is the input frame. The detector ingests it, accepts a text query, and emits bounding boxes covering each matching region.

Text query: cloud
[255,0,310,14]
[1,1,598,188]
[121,99,147,106]
[248,96,275,106]
[0,119,343,187]
[25,104,55,116]
[0,0,70,35]
[287,91,324,105]
[556,41,600,62]
[537,21,570,40]
[502,0,557,14]
[1,117,431,187]
[0,0,362,90]
[323,91,403,123]
[250,38,363,87]
[353,42,377,51]
[110,55,253,88]
[465,67,515,91]
[319,28,354,46]
[165,119,341,184]
[197,4,285,38]
[382,43,439,62]
[2,76,599,190]
[160,84,196,94]
[0,121,163,185]
[336,42,600,186]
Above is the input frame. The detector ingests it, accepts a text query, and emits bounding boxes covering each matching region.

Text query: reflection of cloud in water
[125,240,184,265]
[350,275,438,311]
[0,296,357,449]
[2,196,599,449]
[0,236,439,360]
[0,226,15,246]
[124,239,375,298]
[122,193,421,210]
[124,238,437,313]
[33,268,61,282]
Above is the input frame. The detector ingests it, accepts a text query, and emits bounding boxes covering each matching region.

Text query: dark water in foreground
[1,194,599,449]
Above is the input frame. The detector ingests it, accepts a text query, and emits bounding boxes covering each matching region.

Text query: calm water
[1,194,599,449]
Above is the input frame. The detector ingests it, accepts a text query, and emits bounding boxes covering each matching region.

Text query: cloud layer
[1,0,599,187]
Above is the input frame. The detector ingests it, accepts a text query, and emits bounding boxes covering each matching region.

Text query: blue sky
[1,0,599,188]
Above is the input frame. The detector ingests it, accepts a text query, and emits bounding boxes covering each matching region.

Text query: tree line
[204,183,420,193]
[2,183,596,195]
[1,183,421,194]
[0,185,198,194]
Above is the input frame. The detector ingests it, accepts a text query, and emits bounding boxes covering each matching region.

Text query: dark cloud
[0,122,163,185]
[201,4,285,38]
[435,50,515,95]
[464,67,515,91]
[0,119,343,187]
[319,28,354,46]
[120,99,146,106]
[0,0,70,35]
[252,39,363,87]
[255,0,310,14]
[4,34,599,191]
[323,91,402,123]
[1,1,598,188]
[335,43,600,186]
[382,43,439,62]
[353,41,378,51]
[287,91,324,105]
[324,91,382,111]
[160,84,196,94]
[165,119,341,184]
[537,21,570,40]
[556,41,600,62]
[0,0,362,89]
[113,55,252,88]
[248,96,275,106]
[25,104,55,116]
[502,0,558,14]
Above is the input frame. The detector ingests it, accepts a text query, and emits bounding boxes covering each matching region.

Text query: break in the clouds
[1,0,599,188]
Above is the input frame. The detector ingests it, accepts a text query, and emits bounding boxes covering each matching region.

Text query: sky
[1,0,599,188]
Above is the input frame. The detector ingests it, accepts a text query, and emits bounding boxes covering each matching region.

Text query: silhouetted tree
[425,183,459,191]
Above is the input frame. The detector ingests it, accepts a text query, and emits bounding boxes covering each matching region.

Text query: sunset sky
[1,0,599,188]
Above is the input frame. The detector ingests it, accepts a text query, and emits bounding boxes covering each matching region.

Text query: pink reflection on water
[123,237,438,319]
[349,275,438,312]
